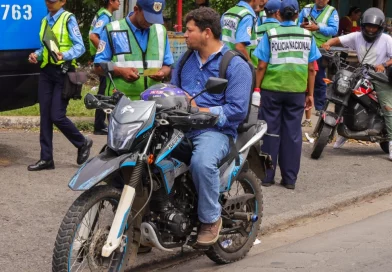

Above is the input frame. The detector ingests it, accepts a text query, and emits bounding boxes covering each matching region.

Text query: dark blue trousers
[258,91,305,185]
[38,65,85,161]
[314,58,327,111]
[94,75,107,130]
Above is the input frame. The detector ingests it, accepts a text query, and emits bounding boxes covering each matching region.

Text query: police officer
[221,0,261,67]
[256,0,281,40]
[94,0,174,100]
[253,0,321,189]
[89,0,120,135]
[27,0,92,171]
[257,0,268,25]
[298,0,339,116]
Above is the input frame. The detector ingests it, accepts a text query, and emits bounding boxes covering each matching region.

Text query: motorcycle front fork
[313,101,345,141]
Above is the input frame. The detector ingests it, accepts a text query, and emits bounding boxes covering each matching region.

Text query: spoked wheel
[311,122,333,160]
[52,186,134,272]
[206,169,263,264]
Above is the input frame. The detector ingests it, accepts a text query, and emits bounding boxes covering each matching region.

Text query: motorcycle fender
[322,111,339,127]
[68,151,131,191]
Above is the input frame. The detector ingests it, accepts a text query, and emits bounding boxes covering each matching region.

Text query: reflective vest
[222,5,258,67]
[39,11,76,68]
[259,10,267,25]
[89,8,112,55]
[106,19,166,100]
[305,4,335,47]
[262,26,312,93]
[256,21,280,42]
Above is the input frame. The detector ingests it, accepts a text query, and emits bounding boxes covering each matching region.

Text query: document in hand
[42,22,60,63]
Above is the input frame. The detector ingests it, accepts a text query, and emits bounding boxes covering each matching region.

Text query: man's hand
[28,53,38,64]
[305,95,314,110]
[56,52,64,61]
[374,64,386,73]
[148,70,165,81]
[302,23,320,32]
[321,43,331,51]
[119,67,140,82]
[184,92,210,112]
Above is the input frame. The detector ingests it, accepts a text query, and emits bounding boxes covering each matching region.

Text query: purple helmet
[140,83,189,111]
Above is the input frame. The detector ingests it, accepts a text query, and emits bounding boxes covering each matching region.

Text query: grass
[0,86,97,117]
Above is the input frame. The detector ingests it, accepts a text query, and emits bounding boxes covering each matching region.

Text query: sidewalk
[1,111,391,270]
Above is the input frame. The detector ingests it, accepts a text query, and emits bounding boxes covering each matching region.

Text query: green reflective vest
[262,26,312,93]
[39,11,76,68]
[259,10,266,24]
[222,5,258,67]
[256,21,280,41]
[89,8,112,55]
[305,4,335,47]
[106,19,167,100]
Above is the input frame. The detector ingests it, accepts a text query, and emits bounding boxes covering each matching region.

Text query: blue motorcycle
[52,64,267,271]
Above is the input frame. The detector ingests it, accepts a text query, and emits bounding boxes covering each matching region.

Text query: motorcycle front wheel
[205,169,263,264]
[311,122,333,159]
[52,186,134,272]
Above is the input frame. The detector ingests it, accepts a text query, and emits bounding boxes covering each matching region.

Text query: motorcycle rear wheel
[52,186,134,272]
[205,169,263,264]
[311,122,333,159]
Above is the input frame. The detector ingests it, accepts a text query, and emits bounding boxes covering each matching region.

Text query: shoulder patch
[95,20,104,28]
[73,26,81,37]
[334,14,339,22]
[97,40,106,54]
[247,26,252,36]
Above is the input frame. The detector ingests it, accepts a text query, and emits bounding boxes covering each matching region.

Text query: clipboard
[42,21,60,63]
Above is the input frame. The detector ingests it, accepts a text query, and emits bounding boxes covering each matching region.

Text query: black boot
[77,137,93,165]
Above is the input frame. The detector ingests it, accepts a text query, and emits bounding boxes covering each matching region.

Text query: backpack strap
[219,50,255,125]
[177,49,194,89]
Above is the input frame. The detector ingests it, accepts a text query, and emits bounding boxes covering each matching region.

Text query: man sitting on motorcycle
[171,7,252,245]
[322,7,392,161]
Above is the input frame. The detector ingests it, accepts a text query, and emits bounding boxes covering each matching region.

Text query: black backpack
[176,49,255,124]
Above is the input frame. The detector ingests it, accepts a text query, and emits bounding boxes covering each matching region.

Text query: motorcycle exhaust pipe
[232,212,258,222]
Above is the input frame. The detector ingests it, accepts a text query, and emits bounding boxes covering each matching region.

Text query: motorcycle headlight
[335,77,351,95]
[107,118,143,152]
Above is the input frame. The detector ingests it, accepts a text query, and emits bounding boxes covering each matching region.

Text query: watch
[382,62,388,68]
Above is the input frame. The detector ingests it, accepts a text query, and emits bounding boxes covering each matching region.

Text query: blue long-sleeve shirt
[34,8,85,61]
[171,44,252,139]
[298,5,339,38]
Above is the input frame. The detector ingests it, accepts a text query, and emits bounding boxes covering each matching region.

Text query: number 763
[1,4,32,20]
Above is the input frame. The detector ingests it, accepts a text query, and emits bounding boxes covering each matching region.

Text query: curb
[0,116,94,129]
[132,181,392,271]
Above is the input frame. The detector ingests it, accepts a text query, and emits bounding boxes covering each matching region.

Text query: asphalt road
[0,128,391,271]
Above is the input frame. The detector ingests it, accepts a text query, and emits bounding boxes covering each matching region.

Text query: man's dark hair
[185,7,221,39]
[281,7,296,21]
[347,6,361,16]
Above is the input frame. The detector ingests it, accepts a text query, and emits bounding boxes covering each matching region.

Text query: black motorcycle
[52,63,268,271]
[311,48,390,159]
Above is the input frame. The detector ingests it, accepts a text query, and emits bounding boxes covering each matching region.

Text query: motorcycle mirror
[204,77,228,95]
[84,93,101,109]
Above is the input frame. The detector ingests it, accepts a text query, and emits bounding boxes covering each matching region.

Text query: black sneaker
[93,128,108,135]
[261,180,275,187]
[77,137,93,165]
[280,181,295,190]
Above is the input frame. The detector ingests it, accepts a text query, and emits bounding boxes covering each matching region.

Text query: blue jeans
[189,131,230,224]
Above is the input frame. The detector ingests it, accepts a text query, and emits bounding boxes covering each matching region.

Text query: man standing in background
[298,0,338,116]
[89,0,121,135]
[256,0,281,40]
[221,0,261,67]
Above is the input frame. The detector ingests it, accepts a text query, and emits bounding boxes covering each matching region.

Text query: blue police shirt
[94,12,174,66]
[171,44,252,139]
[298,5,339,37]
[262,18,281,25]
[91,11,112,36]
[34,8,85,61]
[222,1,256,45]
[253,21,321,63]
